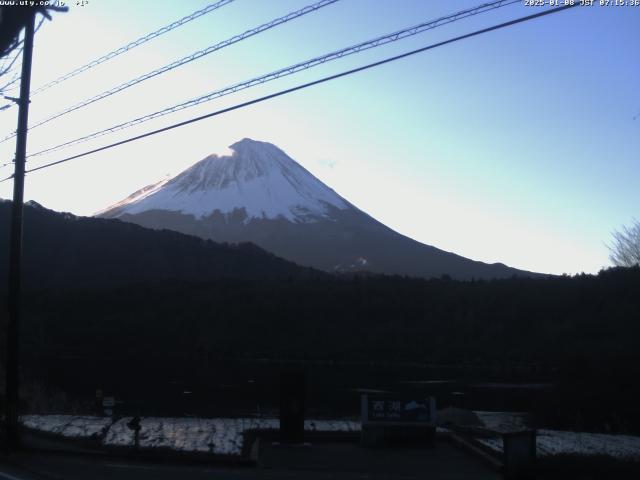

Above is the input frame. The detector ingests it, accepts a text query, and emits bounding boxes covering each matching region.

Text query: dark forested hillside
[2,200,640,432]
[0,200,319,291]
[17,266,640,431]
[21,266,640,365]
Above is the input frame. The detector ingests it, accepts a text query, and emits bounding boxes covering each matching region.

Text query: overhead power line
[25,0,235,97]
[0,0,339,144]
[25,0,520,160]
[0,2,578,184]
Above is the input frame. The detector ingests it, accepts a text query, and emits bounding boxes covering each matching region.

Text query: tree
[0,5,66,104]
[608,219,640,267]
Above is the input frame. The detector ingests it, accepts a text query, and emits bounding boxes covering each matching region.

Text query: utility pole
[5,10,36,450]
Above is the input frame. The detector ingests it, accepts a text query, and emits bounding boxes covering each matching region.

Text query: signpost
[102,396,115,417]
[503,430,536,479]
[127,416,141,450]
[361,395,436,446]
[279,371,305,444]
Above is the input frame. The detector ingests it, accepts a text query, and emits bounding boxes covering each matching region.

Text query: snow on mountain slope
[100,139,348,223]
[94,178,170,216]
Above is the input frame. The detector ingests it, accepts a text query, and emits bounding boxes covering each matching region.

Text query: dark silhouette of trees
[3,201,640,433]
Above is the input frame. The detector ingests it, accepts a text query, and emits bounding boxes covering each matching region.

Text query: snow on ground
[473,411,640,460]
[304,419,361,433]
[22,415,360,456]
[21,415,112,439]
[477,429,640,461]
[22,414,640,460]
[475,411,530,433]
[105,417,224,454]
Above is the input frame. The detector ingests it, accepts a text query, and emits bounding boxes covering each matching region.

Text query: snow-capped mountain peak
[100,138,348,222]
[98,138,537,280]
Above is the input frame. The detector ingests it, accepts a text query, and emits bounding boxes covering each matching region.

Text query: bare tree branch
[0,71,20,92]
[0,13,46,99]
[0,46,23,77]
[608,219,640,267]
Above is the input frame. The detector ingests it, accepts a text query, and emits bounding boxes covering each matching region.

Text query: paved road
[1,442,500,480]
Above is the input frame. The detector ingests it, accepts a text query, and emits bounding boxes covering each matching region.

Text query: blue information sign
[362,395,436,426]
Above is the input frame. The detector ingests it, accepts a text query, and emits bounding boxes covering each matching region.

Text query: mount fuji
[97,138,537,279]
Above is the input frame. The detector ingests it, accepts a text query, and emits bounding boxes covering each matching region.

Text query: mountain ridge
[0,199,320,291]
[98,138,543,280]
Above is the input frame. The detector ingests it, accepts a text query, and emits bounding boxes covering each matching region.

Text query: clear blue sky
[0,0,638,275]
